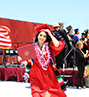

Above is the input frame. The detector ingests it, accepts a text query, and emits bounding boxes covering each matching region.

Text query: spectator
[52,22,71,68]
[84,29,89,52]
[80,33,87,54]
[83,29,89,65]
[52,23,66,90]
[75,41,88,89]
[66,25,75,67]
[66,25,75,47]
[59,22,65,29]
[74,28,80,45]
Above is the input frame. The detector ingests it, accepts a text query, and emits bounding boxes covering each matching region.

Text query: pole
[72,48,75,86]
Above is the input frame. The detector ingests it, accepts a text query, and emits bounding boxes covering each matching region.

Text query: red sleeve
[50,40,65,56]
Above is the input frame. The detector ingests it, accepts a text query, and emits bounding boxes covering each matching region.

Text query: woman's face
[37,31,47,44]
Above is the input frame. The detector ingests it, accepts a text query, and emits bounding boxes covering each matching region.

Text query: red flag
[0,26,12,49]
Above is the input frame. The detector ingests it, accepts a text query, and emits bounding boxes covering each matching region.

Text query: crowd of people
[52,22,89,90]
[52,22,89,69]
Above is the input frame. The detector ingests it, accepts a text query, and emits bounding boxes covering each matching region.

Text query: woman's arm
[45,29,59,47]
[18,56,28,66]
[84,50,88,58]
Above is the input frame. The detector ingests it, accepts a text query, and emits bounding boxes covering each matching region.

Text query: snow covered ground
[0,81,89,97]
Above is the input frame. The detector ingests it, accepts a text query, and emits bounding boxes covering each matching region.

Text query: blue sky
[0,0,89,37]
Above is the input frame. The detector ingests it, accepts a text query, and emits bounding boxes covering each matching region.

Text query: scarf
[34,42,51,70]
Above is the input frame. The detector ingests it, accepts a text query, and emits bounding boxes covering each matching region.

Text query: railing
[63,44,76,86]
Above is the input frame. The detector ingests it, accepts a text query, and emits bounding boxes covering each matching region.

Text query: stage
[0,66,25,82]
[0,81,89,97]
[0,65,80,86]
[0,65,88,97]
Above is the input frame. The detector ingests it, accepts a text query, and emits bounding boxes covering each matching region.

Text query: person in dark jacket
[52,23,65,69]
[58,27,71,55]
[66,25,75,67]
[76,41,88,89]
[52,23,71,68]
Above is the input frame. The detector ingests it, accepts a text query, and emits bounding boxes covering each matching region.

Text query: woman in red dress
[29,24,67,97]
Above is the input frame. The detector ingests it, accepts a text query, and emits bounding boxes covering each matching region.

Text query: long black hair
[35,31,52,43]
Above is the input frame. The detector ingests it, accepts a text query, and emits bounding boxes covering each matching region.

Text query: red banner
[0,18,53,49]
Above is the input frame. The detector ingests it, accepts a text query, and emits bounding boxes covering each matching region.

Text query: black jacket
[76,49,85,67]
[58,28,71,51]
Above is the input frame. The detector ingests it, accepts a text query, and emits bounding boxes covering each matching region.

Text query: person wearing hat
[83,29,89,65]
[66,25,75,46]
[85,29,89,65]
[52,23,65,69]
[66,25,75,67]
[53,23,65,68]
[73,28,80,65]
[58,22,64,29]
[84,29,89,36]
[52,23,67,90]
[74,28,80,45]
[80,33,87,54]
[18,24,66,97]
[52,23,65,41]
[52,23,71,69]
[80,33,86,42]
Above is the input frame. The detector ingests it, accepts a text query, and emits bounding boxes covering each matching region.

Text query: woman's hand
[84,51,89,58]
[22,61,28,66]
[18,56,28,66]
[18,56,22,62]
[86,50,88,55]
[45,29,59,47]
[45,29,52,36]
[84,54,88,58]
[84,38,87,45]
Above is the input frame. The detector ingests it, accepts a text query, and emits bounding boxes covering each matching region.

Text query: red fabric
[0,26,12,49]
[50,40,65,56]
[0,67,25,82]
[0,67,81,85]
[0,18,54,49]
[30,44,67,97]
[0,18,53,64]
[36,24,51,32]
[35,24,53,35]
[30,59,67,97]
[0,67,85,87]
[0,67,5,80]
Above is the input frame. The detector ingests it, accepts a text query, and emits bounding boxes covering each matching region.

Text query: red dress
[30,41,67,97]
